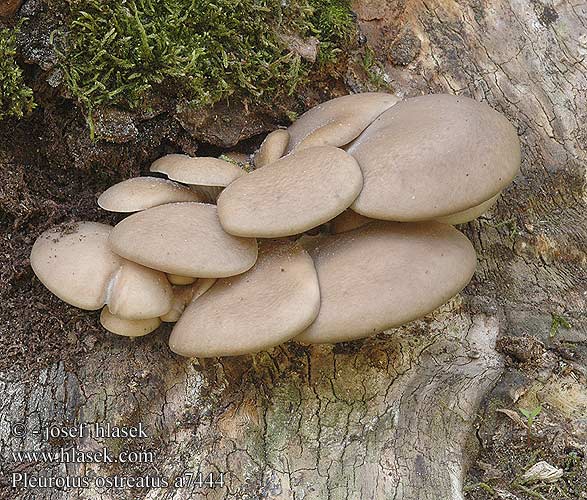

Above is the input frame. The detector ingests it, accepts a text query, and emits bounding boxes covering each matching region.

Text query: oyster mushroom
[97,177,202,213]
[160,278,217,323]
[348,94,521,221]
[295,221,477,344]
[30,222,122,310]
[109,202,258,278]
[100,307,161,337]
[169,240,320,357]
[217,146,363,238]
[166,274,197,286]
[286,92,399,153]
[106,260,173,320]
[254,129,290,168]
[150,154,244,201]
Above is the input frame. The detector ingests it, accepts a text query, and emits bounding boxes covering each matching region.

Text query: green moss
[0,23,36,120]
[55,0,356,133]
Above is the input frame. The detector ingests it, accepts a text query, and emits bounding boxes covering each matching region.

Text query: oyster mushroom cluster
[31,93,521,358]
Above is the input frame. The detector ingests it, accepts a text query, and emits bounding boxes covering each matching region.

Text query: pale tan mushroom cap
[150,154,244,187]
[349,94,521,221]
[435,193,500,225]
[109,202,258,278]
[286,92,399,153]
[97,177,202,213]
[254,129,290,168]
[100,307,161,337]
[169,240,320,357]
[217,146,363,238]
[296,221,477,344]
[30,222,122,310]
[107,260,173,319]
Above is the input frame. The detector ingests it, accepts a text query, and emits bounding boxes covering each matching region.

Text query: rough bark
[1,1,586,499]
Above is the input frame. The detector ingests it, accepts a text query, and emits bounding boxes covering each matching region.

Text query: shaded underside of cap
[217,146,363,238]
[30,222,122,310]
[150,154,244,187]
[109,202,258,277]
[97,177,202,213]
[349,94,521,221]
[100,307,161,337]
[295,221,477,344]
[169,240,320,357]
[286,92,399,153]
[435,192,501,225]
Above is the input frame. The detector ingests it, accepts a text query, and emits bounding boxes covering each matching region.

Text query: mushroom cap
[100,307,161,337]
[348,94,521,221]
[435,193,500,225]
[217,146,363,238]
[329,209,374,234]
[295,221,477,344]
[97,177,202,213]
[286,92,399,153]
[160,278,216,323]
[109,202,258,278]
[107,260,173,320]
[254,129,290,168]
[30,222,122,310]
[166,274,197,286]
[169,240,320,357]
[150,154,244,187]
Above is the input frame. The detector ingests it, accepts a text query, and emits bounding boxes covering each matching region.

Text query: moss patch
[0,23,35,120]
[55,0,356,133]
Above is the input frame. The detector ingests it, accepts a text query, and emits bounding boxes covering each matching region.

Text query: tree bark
[1,1,586,499]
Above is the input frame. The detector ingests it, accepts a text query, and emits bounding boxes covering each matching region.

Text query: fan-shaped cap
[109,202,258,278]
[254,129,290,168]
[348,94,521,221]
[106,260,173,320]
[30,222,122,310]
[217,146,363,238]
[166,274,196,286]
[98,177,201,213]
[296,221,477,344]
[286,92,399,153]
[100,307,161,337]
[150,154,244,187]
[169,240,320,357]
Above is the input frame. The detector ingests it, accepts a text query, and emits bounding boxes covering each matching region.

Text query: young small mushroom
[160,278,216,323]
[295,221,477,344]
[348,94,520,222]
[254,129,290,168]
[30,222,123,310]
[100,307,161,337]
[169,240,320,357]
[166,274,197,286]
[286,92,399,153]
[217,146,363,238]
[106,260,173,320]
[97,177,202,213]
[150,154,245,201]
[109,202,258,278]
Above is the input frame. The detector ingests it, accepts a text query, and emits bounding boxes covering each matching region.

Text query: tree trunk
[1,1,586,499]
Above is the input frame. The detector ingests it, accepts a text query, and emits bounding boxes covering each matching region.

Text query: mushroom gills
[100,307,161,337]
